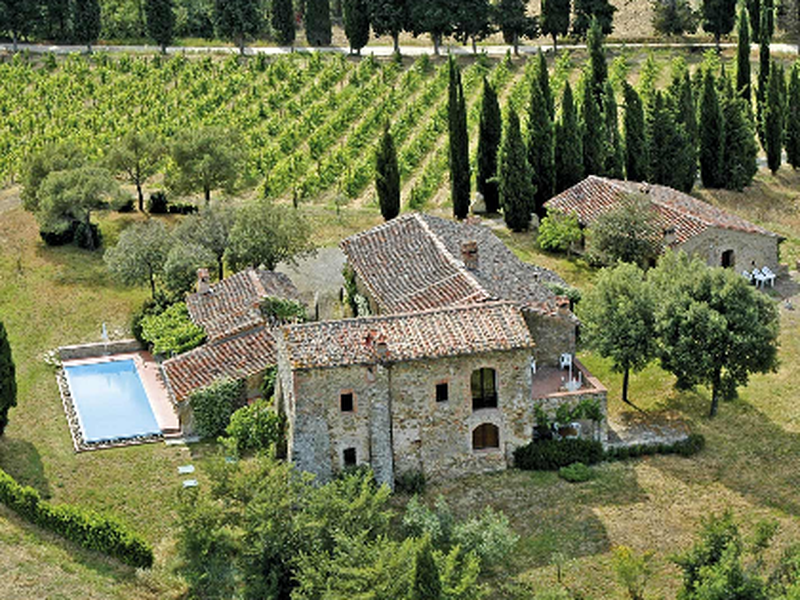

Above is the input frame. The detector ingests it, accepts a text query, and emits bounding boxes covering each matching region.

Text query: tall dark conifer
[587,16,607,103]
[623,82,648,181]
[448,58,470,219]
[603,81,625,179]
[672,69,698,190]
[272,0,296,46]
[477,78,502,213]
[306,0,333,46]
[538,51,555,120]
[528,81,555,216]
[764,61,784,173]
[582,77,605,176]
[748,0,761,42]
[555,82,584,192]
[721,76,758,190]
[343,0,370,54]
[700,70,725,188]
[736,7,751,102]
[757,8,771,145]
[0,320,16,437]
[786,63,800,169]
[376,122,400,221]
[499,110,535,231]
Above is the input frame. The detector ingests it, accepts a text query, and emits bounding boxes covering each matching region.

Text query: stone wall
[679,227,780,272]
[59,339,143,361]
[522,310,576,368]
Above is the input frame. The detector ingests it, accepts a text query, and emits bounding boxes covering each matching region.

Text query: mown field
[1,48,799,598]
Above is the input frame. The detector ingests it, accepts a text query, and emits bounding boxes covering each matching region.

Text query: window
[471,368,497,410]
[343,447,357,467]
[340,392,354,412]
[472,423,499,450]
[435,382,449,403]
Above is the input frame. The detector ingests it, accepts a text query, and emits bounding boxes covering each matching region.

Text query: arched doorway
[472,423,500,450]
[721,249,735,268]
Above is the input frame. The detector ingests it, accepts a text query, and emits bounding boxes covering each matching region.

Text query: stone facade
[679,227,781,272]
[523,308,577,368]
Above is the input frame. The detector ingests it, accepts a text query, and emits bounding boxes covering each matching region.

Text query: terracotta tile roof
[545,176,778,245]
[163,326,276,402]
[186,268,301,340]
[278,301,534,370]
[340,213,564,313]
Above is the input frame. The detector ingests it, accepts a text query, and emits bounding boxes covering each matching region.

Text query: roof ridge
[339,212,419,248]
[248,268,268,300]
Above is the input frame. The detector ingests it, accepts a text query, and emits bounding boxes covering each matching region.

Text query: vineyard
[0,51,556,210]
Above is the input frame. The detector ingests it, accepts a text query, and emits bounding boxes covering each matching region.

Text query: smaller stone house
[546,176,783,271]
[163,267,302,432]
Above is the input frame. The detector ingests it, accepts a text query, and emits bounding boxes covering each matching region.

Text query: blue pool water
[64,359,161,443]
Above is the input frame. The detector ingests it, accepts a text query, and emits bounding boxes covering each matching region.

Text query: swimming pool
[63,359,161,443]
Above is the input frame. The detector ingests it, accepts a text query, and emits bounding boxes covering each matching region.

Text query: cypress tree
[477,78,502,213]
[306,0,333,46]
[73,0,102,53]
[581,76,605,176]
[763,0,774,39]
[648,91,694,192]
[538,51,555,120]
[555,82,584,192]
[376,122,400,221]
[448,57,470,219]
[748,0,761,43]
[587,16,608,103]
[786,63,800,169]
[499,110,536,231]
[272,0,296,46]
[343,0,370,54]
[603,81,625,180]
[700,70,725,188]
[757,8,771,145]
[145,0,175,54]
[413,538,441,600]
[623,82,648,181]
[721,79,758,190]
[765,61,784,173]
[0,320,16,437]
[528,81,555,216]
[672,69,698,190]
[736,7,751,102]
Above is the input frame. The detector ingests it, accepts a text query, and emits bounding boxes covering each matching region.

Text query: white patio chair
[559,353,572,370]
[742,270,753,284]
[752,269,767,289]
[761,266,776,287]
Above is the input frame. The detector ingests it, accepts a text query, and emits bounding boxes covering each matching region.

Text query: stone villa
[546,175,782,270]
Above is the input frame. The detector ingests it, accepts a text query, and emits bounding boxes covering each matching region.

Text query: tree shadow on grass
[0,437,51,499]
[655,389,800,517]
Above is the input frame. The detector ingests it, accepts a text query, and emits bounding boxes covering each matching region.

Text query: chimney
[365,330,389,362]
[461,240,479,271]
[556,295,571,316]
[663,226,677,247]
[197,268,211,294]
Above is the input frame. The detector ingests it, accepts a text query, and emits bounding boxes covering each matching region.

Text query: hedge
[0,468,153,569]
[514,438,605,471]
[604,434,706,460]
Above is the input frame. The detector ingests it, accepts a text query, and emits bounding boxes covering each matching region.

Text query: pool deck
[62,352,180,435]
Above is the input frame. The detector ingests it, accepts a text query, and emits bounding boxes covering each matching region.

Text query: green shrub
[537,210,582,253]
[147,191,168,213]
[190,377,245,439]
[558,462,593,483]
[604,434,705,461]
[140,302,205,356]
[395,470,427,495]
[225,399,283,456]
[260,296,307,323]
[0,468,153,568]
[514,438,605,471]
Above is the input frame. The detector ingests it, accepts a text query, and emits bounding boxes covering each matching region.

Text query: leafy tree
[225,399,284,456]
[765,60,784,174]
[555,82,584,192]
[105,220,172,298]
[587,16,608,102]
[73,0,102,53]
[587,193,661,267]
[21,143,85,213]
[623,82,648,181]
[736,7,751,102]
[306,0,333,46]
[145,0,175,53]
[225,199,315,271]
[163,241,216,296]
[581,76,606,176]
[612,546,653,600]
[214,0,260,54]
[0,0,39,52]
[700,70,725,188]
[650,252,779,417]
[409,0,454,55]
[0,320,17,437]
[343,0,370,54]
[272,0,296,46]
[702,0,737,50]
[498,110,535,231]
[573,0,617,37]
[541,0,570,52]
[105,131,164,212]
[368,0,410,54]
[528,79,555,216]
[448,57,470,220]
[477,77,502,213]
[41,0,72,41]
[786,63,800,169]
[36,166,118,250]
[652,0,698,36]
[537,209,582,253]
[721,79,758,190]
[188,377,244,438]
[175,206,235,280]
[168,126,244,204]
[493,0,536,55]
[604,81,625,179]
[413,537,442,600]
[376,121,400,221]
[453,0,494,55]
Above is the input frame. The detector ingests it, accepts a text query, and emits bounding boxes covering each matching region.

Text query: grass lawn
[0,160,798,598]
